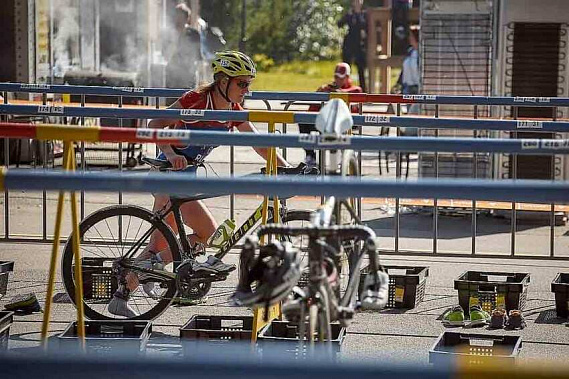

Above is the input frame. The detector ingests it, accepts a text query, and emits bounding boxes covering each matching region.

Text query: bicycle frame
[119,196,282,281]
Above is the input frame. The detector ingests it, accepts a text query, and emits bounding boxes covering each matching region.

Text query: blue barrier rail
[1,104,569,132]
[123,129,569,154]
[2,122,568,155]
[165,131,569,154]
[2,82,569,107]
[0,351,453,379]
[3,170,569,204]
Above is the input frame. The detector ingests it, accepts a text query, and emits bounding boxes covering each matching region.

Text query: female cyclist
[109,51,289,317]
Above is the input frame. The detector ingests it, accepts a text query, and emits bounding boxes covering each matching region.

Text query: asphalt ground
[1,101,569,367]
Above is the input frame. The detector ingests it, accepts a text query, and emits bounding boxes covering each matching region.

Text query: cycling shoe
[108,295,139,318]
[193,255,236,275]
[360,270,389,311]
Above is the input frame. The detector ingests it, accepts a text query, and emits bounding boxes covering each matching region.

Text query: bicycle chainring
[175,260,212,301]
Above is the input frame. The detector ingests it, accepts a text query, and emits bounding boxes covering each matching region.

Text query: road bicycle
[233,195,388,349]
[60,160,315,321]
[232,99,388,349]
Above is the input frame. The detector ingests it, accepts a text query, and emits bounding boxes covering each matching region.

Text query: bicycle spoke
[85,225,120,258]
[121,214,134,257]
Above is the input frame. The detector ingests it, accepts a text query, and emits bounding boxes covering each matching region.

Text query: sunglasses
[236,80,252,89]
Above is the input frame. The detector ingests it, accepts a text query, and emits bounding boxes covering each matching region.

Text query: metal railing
[1,83,569,260]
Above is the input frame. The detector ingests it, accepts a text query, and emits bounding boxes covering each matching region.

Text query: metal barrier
[1,121,569,259]
[3,347,568,379]
[1,122,568,156]
[0,351,442,379]
[1,83,569,259]
[1,170,568,210]
[2,104,569,131]
[2,82,569,106]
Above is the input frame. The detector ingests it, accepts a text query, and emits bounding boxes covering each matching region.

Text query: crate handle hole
[221,320,244,329]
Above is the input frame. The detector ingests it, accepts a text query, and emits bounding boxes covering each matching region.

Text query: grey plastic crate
[359,265,429,309]
[58,320,152,355]
[551,273,569,318]
[80,257,118,300]
[0,261,14,299]
[455,271,530,315]
[257,320,345,359]
[0,311,14,351]
[429,331,522,366]
[180,315,253,341]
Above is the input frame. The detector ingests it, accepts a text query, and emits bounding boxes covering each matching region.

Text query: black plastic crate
[359,265,429,308]
[0,311,14,351]
[180,315,254,341]
[79,258,118,300]
[58,320,151,355]
[429,331,522,366]
[257,320,346,359]
[454,271,530,315]
[0,261,14,299]
[551,273,569,318]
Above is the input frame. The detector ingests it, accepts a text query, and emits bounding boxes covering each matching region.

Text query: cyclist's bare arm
[235,121,290,167]
[147,100,187,170]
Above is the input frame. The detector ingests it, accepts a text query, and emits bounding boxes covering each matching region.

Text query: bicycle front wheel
[279,210,313,252]
[61,205,181,321]
[336,149,362,302]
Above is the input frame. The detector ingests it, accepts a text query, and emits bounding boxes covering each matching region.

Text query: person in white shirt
[398,27,420,136]
[400,27,420,96]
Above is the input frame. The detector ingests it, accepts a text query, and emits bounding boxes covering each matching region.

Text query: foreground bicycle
[233,99,389,347]
[232,196,389,345]
[61,162,315,321]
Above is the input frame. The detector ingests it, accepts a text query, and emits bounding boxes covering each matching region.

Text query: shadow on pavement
[365,211,564,240]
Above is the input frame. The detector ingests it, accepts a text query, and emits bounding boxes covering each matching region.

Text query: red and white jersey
[175,90,244,130]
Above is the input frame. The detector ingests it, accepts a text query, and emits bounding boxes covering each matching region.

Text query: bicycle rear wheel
[61,205,181,321]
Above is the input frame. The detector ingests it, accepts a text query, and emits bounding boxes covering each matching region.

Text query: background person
[396,26,420,136]
[338,0,368,92]
[398,26,420,99]
[165,3,202,91]
[298,62,363,168]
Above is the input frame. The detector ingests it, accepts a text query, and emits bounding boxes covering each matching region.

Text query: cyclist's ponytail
[195,72,227,95]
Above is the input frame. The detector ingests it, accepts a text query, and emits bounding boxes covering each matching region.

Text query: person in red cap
[298,62,363,167]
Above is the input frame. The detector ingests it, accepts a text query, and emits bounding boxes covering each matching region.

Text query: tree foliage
[201,0,351,65]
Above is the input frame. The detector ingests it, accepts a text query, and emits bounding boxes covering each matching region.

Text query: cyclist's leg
[181,200,236,273]
[125,194,177,291]
[180,199,217,245]
[143,193,178,262]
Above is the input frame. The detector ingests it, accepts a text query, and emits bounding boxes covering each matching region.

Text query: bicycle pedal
[210,273,229,282]
[191,271,228,282]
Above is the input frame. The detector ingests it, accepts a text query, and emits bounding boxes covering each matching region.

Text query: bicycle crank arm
[121,263,177,281]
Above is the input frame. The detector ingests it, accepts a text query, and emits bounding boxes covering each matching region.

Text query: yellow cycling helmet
[212,51,256,78]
